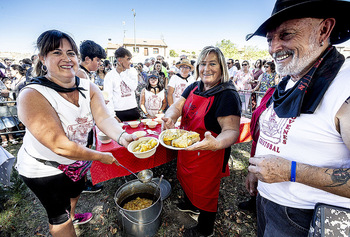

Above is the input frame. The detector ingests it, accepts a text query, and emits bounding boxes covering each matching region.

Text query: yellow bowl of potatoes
[127,137,159,159]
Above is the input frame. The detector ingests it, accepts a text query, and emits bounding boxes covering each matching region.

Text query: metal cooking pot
[114,179,162,237]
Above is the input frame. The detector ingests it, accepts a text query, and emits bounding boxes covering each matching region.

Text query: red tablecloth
[237,117,252,144]
[91,118,251,185]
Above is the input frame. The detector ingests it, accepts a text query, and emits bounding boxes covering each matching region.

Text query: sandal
[9,139,18,145]
[2,141,8,147]
[72,213,93,225]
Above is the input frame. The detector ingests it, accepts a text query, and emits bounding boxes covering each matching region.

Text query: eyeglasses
[227,62,231,65]
[180,66,191,69]
[264,65,269,68]
[242,64,248,66]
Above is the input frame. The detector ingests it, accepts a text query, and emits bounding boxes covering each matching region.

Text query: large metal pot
[114,180,162,237]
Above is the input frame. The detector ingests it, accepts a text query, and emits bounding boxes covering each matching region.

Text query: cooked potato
[132,138,157,152]
[163,130,200,148]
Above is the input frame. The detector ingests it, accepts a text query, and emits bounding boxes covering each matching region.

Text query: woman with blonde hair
[163,46,241,236]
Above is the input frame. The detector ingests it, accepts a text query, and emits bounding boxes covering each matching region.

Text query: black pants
[115,107,140,122]
[21,174,85,225]
[184,193,216,235]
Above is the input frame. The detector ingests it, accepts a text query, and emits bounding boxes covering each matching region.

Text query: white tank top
[16,79,94,178]
[144,89,165,117]
[256,59,350,209]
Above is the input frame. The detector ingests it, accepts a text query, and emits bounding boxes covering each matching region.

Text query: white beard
[275,33,323,77]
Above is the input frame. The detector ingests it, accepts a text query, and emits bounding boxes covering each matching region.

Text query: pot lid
[152,177,171,200]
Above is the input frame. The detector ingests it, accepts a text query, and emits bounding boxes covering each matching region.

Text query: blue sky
[1,0,350,54]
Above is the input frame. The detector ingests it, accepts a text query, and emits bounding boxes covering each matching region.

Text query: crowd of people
[2,0,350,236]
[0,44,279,148]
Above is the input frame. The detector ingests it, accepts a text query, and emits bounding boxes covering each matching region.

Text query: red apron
[177,87,229,212]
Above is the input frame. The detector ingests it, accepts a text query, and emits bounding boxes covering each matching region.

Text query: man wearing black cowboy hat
[245,0,350,236]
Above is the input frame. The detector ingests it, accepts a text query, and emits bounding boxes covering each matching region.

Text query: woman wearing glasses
[167,58,195,106]
[252,61,280,106]
[233,60,253,113]
[250,59,264,112]
[139,71,167,118]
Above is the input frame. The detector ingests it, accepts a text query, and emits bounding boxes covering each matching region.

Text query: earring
[320,41,324,47]
[41,64,47,73]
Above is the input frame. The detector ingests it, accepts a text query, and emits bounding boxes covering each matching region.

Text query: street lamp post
[132,9,136,53]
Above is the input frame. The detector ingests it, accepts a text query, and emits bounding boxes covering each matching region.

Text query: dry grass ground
[0,141,256,237]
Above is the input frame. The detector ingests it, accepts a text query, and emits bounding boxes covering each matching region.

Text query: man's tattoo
[325,168,350,187]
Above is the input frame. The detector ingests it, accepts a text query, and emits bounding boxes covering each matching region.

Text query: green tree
[169,49,178,57]
[216,39,270,61]
[216,39,239,59]
[241,46,270,60]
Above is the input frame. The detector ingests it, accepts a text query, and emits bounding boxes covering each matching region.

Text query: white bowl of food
[154,117,163,124]
[132,130,147,138]
[127,137,159,158]
[97,131,112,144]
[141,119,152,125]
[155,114,164,119]
[146,121,158,129]
[128,121,140,128]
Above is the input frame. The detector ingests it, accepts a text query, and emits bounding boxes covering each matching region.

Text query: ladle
[118,163,153,183]
[153,175,163,202]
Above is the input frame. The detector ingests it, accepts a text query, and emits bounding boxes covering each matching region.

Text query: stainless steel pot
[114,180,162,237]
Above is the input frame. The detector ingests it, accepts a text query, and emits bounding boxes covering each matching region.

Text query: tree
[169,49,178,57]
[241,46,270,60]
[216,39,239,59]
[216,39,270,61]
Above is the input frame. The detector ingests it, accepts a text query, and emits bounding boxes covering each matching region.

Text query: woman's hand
[162,117,175,130]
[186,131,219,151]
[119,133,137,148]
[99,153,120,165]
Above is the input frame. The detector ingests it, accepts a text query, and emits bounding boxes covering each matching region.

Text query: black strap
[24,148,60,168]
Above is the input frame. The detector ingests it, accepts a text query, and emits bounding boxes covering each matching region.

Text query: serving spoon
[118,163,153,183]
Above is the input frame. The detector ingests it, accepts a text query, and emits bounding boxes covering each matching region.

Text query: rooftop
[123,38,167,47]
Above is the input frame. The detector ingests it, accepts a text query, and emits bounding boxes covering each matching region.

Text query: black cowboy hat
[246,0,350,44]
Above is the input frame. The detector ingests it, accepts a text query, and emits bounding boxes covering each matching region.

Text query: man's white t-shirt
[256,59,350,209]
[103,67,138,114]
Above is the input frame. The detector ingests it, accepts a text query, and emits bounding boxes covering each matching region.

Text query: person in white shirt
[167,58,195,106]
[227,58,237,81]
[103,48,140,122]
[139,71,167,118]
[143,58,150,73]
[16,30,135,237]
[76,40,106,81]
[245,0,350,236]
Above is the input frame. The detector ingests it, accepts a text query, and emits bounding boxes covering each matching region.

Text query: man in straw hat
[245,0,350,236]
[167,58,195,106]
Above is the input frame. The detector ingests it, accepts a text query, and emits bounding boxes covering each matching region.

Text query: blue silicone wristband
[290,161,296,182]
